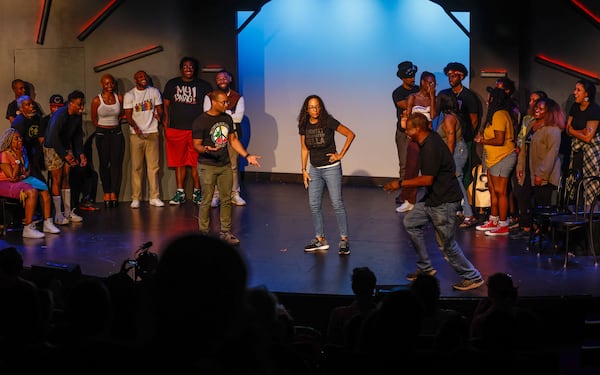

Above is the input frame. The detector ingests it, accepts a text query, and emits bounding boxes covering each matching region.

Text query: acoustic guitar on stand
[467,163,491,209]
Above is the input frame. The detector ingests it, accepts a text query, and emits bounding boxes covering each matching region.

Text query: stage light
[202,64,224,73]
[36,0,52,45]
[480,69,507,78]
[93,45,163,72]
[77,0,124,41]
[535,54,600,84]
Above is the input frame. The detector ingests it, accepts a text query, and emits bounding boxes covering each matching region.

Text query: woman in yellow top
[474,88,517,236]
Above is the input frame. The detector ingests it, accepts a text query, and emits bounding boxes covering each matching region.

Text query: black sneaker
[406,268,437,281]
[338,239,350,255]
[304,238,329,252]
[509,229,531,240]
[452,278,484,291]
[220,231,240,246]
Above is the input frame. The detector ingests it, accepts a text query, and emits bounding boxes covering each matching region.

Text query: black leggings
[95,128,125,198]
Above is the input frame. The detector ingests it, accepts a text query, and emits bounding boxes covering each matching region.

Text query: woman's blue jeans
[308,163,348,239]
[454,139,474,217]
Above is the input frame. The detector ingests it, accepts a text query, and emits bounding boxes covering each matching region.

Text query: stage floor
[2,179,599,299]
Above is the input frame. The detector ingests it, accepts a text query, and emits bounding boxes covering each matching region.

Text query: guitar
[467,164,491,208]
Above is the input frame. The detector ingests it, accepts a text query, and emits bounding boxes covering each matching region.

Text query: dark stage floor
[2,179,600,299]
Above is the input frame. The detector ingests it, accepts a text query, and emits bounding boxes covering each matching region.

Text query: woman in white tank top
[90,74,124,207]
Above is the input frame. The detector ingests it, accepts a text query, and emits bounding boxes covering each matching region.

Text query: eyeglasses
[216,100,230,105]
[308,105,321,110]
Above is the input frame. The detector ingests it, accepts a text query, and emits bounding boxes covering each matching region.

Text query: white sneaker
[395,200,414,213]
[23,223,45,238]
[231,192,247,206]
[67,209,83,222]
[149,198,165,207]
[54,213,69,225]
[211,193,220,208]
[130,200,140,209]
[43,218,61,234]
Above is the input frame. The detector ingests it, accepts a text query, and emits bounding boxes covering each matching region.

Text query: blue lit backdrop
[238,0,469,177]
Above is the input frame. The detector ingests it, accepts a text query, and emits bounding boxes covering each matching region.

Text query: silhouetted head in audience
[358,289,423,360]
[246,285,295,344]
[64,277,113,338]
[486,272,518,306]
[351,266,376,299]
[153,233,248,350]
[409,273,441,314]
[0,246,24,279]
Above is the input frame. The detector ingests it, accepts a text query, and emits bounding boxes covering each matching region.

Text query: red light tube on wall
[571,0,600,26]
[535,54,600,84]
[78,0,124,41]
[94,45,164,72]
[36,0,52,45]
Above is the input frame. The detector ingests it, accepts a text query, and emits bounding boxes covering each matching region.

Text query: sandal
[460,216,477,228]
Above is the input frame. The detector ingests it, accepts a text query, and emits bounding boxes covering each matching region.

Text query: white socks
[61,189,71,216]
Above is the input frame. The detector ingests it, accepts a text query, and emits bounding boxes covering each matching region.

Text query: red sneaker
[485,225,509,236]
[476,220,498,231]
[79,202,99,211]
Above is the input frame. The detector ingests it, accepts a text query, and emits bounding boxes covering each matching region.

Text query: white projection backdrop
[238,0,469,177]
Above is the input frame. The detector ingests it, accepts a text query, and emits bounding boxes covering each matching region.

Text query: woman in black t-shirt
[298,95,355,255]
[565,79,600,207]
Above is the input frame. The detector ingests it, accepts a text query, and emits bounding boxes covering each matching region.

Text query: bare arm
[403,175,434,188]
[567,118,599,143]
[162,99,171,128]
[442,113,457,154]
[193,138,208,154]
[155,104,164,123]
[384,174,434,192]
[229,133,261,166]
[300,135,310,189]
[477,129,506,146]
[124,108,142,135]
[470,113,479,133]
[90,96,100,127]
[406,94,415,117]
[326,123,355,162]
[396,99,409,111]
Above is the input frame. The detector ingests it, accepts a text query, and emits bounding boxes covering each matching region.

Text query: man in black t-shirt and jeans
[384,113,484,291]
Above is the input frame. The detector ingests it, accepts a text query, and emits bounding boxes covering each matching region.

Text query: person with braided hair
[0,128,60,238]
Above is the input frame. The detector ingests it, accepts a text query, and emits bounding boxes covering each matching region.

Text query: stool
[0,197,23,236]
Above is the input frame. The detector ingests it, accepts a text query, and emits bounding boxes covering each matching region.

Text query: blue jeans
[454,139,474,217]
[308,163,348,239]
[403,201,481,280]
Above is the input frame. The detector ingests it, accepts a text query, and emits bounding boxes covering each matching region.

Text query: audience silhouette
[0,242,579,373]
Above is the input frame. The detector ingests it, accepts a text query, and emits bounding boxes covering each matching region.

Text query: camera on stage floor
[120,241,158,281]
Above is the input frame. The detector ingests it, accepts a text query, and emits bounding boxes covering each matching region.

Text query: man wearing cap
[439,62,483,187]
[392,61,419,204]
[44,90,87,225]
[11,95,46,182]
